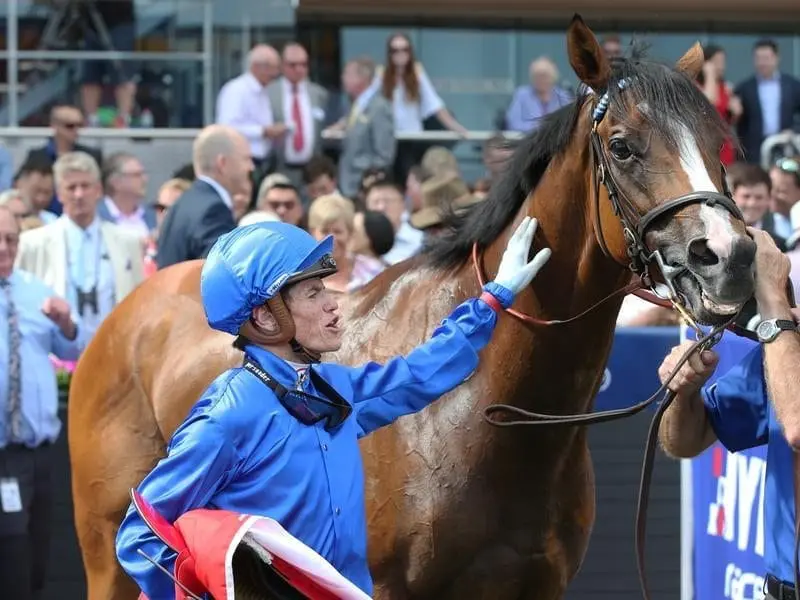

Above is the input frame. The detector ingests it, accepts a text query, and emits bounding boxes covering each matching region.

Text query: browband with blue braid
[592,78,631,123]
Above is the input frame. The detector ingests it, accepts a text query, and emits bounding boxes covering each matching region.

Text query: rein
[475,78,746,600]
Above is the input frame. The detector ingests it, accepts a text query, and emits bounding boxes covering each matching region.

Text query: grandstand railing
[0,128,525,142]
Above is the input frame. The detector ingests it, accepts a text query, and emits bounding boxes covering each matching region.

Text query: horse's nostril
[687,238,720,268]
[730,236,757,269]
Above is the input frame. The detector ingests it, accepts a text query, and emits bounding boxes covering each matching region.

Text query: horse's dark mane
[425,42,729,271]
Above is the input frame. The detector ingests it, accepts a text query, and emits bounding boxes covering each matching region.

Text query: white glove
[493,217,552,295]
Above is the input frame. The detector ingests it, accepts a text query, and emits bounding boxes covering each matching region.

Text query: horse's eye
[609,138,634,161]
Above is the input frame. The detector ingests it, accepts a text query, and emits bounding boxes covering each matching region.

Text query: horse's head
[567,15,755,326]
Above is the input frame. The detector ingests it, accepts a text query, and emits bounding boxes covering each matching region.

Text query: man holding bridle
[115,217,552,598]
[657,228,800,600]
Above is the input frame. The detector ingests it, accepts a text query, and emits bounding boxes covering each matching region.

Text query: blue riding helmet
[201,222,337,336]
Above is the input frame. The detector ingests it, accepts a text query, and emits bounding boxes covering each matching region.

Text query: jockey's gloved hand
[493,216,552,296]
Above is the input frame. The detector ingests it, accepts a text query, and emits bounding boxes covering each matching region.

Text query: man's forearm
[660,391,716,458]
[761,296,800,447]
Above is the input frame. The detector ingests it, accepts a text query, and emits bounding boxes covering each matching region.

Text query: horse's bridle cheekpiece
[589,77,744,314]
[475,75,755,600]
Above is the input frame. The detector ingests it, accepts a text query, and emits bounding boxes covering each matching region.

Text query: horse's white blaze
[677,123,736,259]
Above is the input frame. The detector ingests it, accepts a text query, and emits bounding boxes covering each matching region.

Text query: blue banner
[594,327,681,412]
[683,328,767,600]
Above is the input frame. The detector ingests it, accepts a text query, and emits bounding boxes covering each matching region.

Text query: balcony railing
[0,0,296,127]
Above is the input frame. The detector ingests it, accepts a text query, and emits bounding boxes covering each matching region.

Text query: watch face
[757,320,777,340]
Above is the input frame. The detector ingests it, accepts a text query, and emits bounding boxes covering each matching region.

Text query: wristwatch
[755,318,796,343]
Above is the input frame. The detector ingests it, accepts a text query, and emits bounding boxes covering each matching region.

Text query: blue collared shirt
[757,73,782,137]
[0,144,13,192]
[0,269,88,448]
[61,216,116,336]
[702,345,794,582]
[115,281,513,599]
[505,85,574,133]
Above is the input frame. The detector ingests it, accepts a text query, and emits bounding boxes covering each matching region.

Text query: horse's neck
[484,126,631,410]
[491,159,628,318]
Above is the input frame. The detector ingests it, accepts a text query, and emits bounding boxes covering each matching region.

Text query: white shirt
[38,210,57,224]
[790,202,800,231]
[383,211,424,265]
[197,175,233,210]
[364,66,444,133]
[281,78,315,165]
[61,215,116,337]
[215,72,274,159]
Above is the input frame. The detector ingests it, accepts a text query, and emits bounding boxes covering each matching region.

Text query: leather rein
[474,79,747,600]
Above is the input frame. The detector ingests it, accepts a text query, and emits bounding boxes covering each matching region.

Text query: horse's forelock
[606,54,728,158]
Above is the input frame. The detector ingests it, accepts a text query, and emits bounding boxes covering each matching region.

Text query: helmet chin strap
[289,339,322,364]
[238,296,322,364]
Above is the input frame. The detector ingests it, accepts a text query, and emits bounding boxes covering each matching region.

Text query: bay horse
[69,16,756,600]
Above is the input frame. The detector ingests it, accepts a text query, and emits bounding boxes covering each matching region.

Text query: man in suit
[156,125,253,269]
[97,152,157,239]
[728,162,787,250]
[23,105,103,216]
[15,151,144,338]
[337,57,396,199]
[734,39,800,164]
[266,42,330,197]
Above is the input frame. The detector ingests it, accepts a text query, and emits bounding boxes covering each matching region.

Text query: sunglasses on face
[58,121,82,130]
[243,359,352,431]
[390,46,410,54]
[154,203,168,213]
[268,200,298,211]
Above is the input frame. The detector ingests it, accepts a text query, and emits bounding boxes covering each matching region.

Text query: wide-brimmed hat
[410,174,481,230]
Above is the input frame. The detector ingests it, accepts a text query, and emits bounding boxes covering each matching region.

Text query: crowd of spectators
[4,23,800,599]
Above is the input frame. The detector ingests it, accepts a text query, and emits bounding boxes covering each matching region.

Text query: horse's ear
[566,14,611,91]
[675,42,704,80]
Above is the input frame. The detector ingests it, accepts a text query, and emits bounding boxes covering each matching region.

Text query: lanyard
[242,357,352,431]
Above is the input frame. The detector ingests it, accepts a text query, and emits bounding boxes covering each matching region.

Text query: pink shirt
[105,197,151,240]
[347,254,386,293]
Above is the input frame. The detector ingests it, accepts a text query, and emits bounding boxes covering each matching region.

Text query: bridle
[473,78,749,600]
[588,78,743,305]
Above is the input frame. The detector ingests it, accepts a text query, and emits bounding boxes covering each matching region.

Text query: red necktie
[291,84,304,153]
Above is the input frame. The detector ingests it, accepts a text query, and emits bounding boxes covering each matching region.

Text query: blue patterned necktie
[0,278,22,441]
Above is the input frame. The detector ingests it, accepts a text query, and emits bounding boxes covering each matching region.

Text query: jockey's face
[284,278,342,353]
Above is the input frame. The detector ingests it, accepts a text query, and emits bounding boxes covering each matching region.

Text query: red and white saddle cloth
[130,490,372,600]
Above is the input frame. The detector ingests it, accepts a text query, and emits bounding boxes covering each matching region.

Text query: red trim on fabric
[479,291,504,314]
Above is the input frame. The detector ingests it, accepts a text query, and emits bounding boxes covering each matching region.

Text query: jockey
[115,217,551,599]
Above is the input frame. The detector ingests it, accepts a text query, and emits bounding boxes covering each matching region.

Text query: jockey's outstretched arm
[115,415,238,599]
[319,280,512,437]
[319,217,551,438]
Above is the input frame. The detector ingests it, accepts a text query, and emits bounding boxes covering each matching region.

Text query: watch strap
[775,319,797,332]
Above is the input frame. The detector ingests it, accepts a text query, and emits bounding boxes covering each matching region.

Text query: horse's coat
[68,17,755,600]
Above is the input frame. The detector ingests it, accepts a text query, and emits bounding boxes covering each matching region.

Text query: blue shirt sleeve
[702,345,769,452]
[320,283,509,437]
[0,147,13,191]
[505,87,528,132]
[49,310,88,361]
[115,413,238,599]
